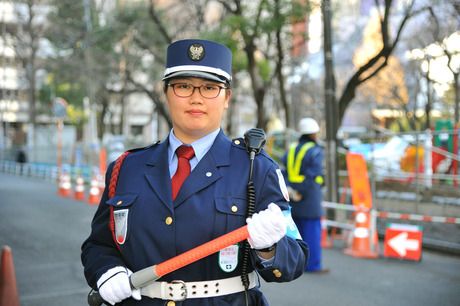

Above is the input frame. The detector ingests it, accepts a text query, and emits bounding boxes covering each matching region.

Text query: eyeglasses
[168,83,228,99]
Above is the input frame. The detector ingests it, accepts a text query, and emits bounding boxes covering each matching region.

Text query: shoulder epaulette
[231,137,246,150]
[126,140,160,153]
[108,141,160,198]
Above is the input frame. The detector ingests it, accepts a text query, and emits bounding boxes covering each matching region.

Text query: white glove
[97,266,141,305]
[246,203,287,250]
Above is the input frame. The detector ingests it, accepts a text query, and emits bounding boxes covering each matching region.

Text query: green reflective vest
[287,142,315,183]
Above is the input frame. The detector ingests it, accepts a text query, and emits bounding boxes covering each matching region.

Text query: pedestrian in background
[81,38,308,305]
[16,147,27,175]
[282,117,328,273]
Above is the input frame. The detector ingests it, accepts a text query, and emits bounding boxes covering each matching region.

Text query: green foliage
[233,50,249,72]
[66,104,87,126]
[42,0,315,134]
[214,0,310,80]
[38,84,52,106]
[257,59,271,81]
[389,115,424,132]
[223,15,250,32]
[45,0,86,50]
[291,0,311,23]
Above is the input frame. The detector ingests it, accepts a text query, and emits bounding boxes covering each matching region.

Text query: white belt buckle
[169,280,187,301]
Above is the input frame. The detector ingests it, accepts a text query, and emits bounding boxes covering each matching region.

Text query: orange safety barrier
[344,207,379,258]
[57,172,72,197]
[0,246,20,306]
[346,153,372,209]
[74,176,85,201]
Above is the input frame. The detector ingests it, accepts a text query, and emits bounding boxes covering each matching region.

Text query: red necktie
[171,145,195,200]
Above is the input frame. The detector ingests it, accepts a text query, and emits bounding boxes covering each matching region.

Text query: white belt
[140,271,257,301]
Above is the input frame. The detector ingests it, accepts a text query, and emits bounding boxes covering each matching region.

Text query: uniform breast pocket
[106,193,138,245]
[215,196,247,232]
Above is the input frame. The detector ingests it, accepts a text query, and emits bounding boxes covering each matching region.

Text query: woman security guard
[81,39,308,305]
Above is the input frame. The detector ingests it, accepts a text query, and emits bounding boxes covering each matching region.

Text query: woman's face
[166,77,231,144]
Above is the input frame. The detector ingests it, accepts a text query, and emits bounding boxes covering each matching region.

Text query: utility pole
[82,0,99,167]
[322,0,339,205]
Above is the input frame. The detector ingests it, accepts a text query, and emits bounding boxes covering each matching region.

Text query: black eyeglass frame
[167,83,229,99]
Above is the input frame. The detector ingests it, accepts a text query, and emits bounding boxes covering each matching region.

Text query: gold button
[234,139,240,145]
[272,269,282,278]
[231,205,238,213]
[165,217,173,225]
[116,200,123,205]
[167,301,175,306]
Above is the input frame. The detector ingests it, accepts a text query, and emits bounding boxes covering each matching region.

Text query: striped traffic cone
[88,176,101,205]
[58,172,72,197]
[73,176,85,201]
[344,207,379,258]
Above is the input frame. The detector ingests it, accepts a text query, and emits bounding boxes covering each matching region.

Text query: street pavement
[1,172,459,306]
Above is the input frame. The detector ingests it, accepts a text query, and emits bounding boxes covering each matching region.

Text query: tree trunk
[425,71,432,130]
[274,0,290,130]
[244,41,267,129]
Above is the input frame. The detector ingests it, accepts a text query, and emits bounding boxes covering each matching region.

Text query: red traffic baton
[88,225,249,306]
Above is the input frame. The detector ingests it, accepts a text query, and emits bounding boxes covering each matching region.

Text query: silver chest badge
[114,209,129,244]
[188,43,205,61]
[219,244,239,272]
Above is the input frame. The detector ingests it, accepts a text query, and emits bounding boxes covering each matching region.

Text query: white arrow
[388,232,419,257]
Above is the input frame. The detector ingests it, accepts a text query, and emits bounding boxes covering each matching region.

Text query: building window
[130,125,143,136]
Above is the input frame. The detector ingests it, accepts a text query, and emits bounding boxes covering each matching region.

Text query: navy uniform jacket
[282,139,324,219]
[81,130,308,306]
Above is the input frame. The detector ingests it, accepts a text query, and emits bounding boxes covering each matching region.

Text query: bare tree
[427,3,460,124]
[402,1,459,128]
[11,0,47,154]
[336,0,428,133]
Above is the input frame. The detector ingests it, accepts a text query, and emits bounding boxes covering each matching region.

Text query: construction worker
[81,39,308,305]
[282,117,328,273]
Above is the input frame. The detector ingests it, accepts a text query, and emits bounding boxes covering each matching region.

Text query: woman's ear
[224,89,232,109]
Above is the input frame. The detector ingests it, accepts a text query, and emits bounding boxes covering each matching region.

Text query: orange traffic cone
[73,176,85,201]
[58,172,72,197]
[344,207,379,258]
[0,246,20,306]
[88,176,101,205]
[321,217,332,248]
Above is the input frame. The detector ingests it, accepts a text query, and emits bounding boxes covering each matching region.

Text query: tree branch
[338,0,425,121]
[132,33,166,66]
[125,70,172,128]
[149,0,172,44]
